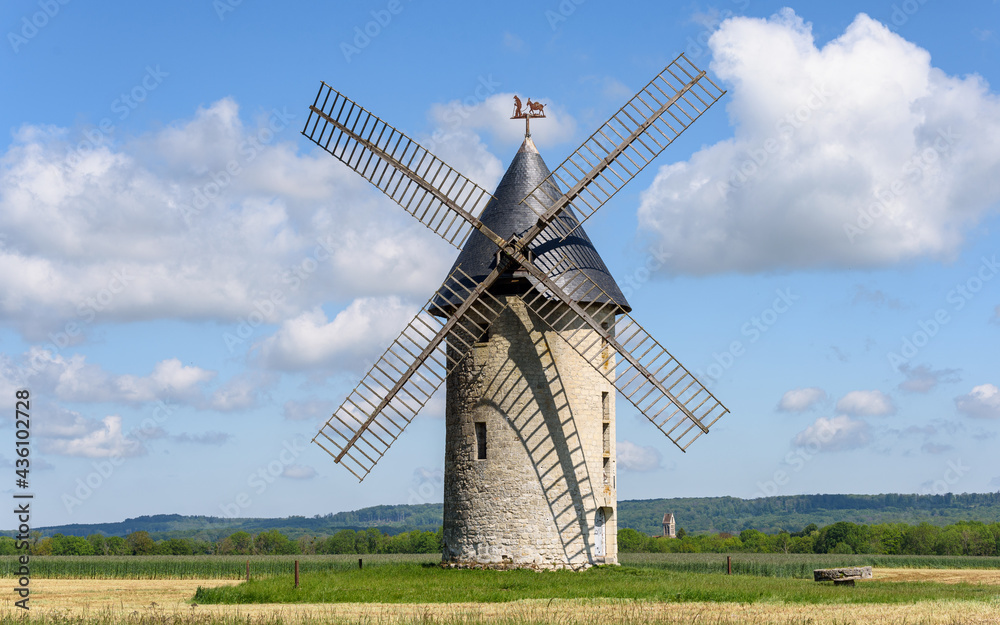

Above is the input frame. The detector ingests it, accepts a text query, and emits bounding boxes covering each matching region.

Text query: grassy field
[6,579,1000,625]
[2,552,998,579]
[0,555,998,625]
[620,552,1000,577]
[191,562,1000,605]
[0,554,436,579]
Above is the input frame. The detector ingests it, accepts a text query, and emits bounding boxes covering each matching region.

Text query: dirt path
[0,577,996,624]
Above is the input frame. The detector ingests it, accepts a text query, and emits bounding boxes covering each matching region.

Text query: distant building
[662,513,676,538]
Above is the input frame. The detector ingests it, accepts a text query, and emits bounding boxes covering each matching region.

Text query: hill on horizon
[15,492,1000,541]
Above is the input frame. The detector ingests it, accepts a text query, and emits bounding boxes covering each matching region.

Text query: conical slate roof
[432,137,631,314]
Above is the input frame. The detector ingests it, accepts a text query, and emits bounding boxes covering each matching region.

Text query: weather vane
[511,95,546,137]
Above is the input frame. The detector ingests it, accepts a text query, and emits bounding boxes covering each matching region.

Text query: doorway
[595,508,606,558]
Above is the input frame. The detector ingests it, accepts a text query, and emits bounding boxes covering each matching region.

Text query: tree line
[4,520,1000,557]
[0,528,443,556]
[620,520,1000,556]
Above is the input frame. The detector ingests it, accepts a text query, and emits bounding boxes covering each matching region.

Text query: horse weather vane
[512,95,546,136]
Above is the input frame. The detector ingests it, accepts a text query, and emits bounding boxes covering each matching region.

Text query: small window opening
[603,457,611,485]
[474,325,490,346]
[602,422,610,453]
[602,392,610,422]
[475,421,487,460]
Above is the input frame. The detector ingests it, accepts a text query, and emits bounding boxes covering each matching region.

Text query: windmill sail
[518,54,725,242]
[307,54,730,482]
[313,266,507,481]
[518,256,728,451]
[302,83,499,250]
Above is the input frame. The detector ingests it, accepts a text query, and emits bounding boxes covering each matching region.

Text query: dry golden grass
[0,578,998,624]
[876,568,1000,585]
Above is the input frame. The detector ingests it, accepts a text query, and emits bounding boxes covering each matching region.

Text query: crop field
[0,554,998,624]
[0,554,437,579]
[2,552,998,579]
[620,552,1000,576]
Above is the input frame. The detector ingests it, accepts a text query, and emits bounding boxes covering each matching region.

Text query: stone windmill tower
[305,54,730,570]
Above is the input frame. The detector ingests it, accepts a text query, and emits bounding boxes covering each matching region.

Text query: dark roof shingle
[432,137,630,313]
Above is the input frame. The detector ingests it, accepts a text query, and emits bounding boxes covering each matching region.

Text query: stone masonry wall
[442,295,617,569]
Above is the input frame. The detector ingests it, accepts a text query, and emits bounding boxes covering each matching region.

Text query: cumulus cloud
[616,440,663,472]
[955,383,1000,419]
[258,298,418,371]
[793,415,871,452]
[41,414,144,458]
[207,373,272,412]
[637,10,1000,274]
[2,349,214,406]
[0,98,460,342]
[0,348,269,412]
[777,387,826,412]
[836,390,895,416]
[898,363,961,393]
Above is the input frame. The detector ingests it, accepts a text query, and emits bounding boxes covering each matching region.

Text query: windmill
[304,53,729,569]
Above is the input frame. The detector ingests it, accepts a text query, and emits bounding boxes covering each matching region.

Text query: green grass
[192,562,1000,605]
[1,553,997,580]
[0,554,437,579]
[619,552,1000,578]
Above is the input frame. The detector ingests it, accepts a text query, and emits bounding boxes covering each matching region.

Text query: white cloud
[281,464,317,480]
[0,348,274,413]
[955,383,1000,419]
[5,349,214,406]
[616,439,663,472]
[793,415,871,452]
[207,373,270,412]
[41,414,143,458]
[836,390,895,416]
[637,10,1000,274]
[777,387,826,412]
[0,98,457,342]
[259,298,418,371]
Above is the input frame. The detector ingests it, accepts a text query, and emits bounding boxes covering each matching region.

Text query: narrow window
[602,392,609,421]
[602,417,611,485]
[475,421,487,460]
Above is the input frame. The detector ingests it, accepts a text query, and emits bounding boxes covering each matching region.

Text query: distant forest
[5,520,1000,558]
[9,492,1000,542]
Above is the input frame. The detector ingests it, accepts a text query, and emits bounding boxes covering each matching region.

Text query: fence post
[246,559,250,582]
[359,558,363,570]
[294,560,299,588]
[727,556,731,575]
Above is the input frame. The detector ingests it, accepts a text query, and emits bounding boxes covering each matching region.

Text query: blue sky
[2,1,999,528]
